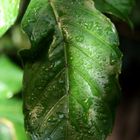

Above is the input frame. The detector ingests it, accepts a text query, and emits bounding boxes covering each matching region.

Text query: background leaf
[21,0,122,139]
[94,0,135,26]
[0,55,23,99]
[0,0,20,37]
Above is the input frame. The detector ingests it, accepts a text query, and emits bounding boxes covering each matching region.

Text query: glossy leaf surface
[21,0,122,139]
[0,0,20,37]
[94,0,135,26]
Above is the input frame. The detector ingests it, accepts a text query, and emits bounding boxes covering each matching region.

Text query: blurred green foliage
[0,49,28,140]
[0,99,28,140]
[0,55,23,99]
[0,0,28,139]
[0,0,20,37]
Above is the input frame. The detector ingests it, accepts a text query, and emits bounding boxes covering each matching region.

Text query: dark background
[108,0,140,139]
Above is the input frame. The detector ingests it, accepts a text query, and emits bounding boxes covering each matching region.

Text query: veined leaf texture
[21,0,122,139]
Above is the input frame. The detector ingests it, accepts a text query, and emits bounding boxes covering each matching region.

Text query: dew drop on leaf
[83,21,93,30]
[75,35,84,42]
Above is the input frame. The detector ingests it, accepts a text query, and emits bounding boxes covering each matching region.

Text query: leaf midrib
[49,0,69,95]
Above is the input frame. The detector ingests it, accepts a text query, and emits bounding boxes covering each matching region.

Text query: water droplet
[76,136,81,140]
[68,36,74,42]
[59,114,64,119]
[92,21,102,33]
[110,52,117,65]
[71,1,74,4]
[45,68,49,71]
[59,79,64,84]
[83,21,93,30]
[49,63,54,69]
[38,87,42,90]
[75,35,84,42]
[110,59,116,65]
[42,66,45,69]
[47,117,57,123]
[88,130,92,134]
[52,85,56,89]
[70,56,73,60]
[47,137,51,140]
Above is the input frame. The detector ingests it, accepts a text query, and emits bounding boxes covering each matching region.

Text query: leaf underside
[21,0,122,140]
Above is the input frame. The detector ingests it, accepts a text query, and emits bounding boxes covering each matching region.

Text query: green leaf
[94,0,135,26]
[0,0,20,37]
[0,99,28,140]
[21,0,122,139]
[0,55,23,99]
